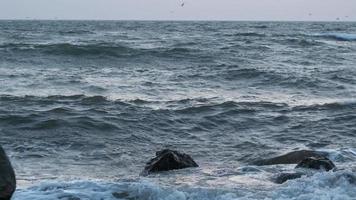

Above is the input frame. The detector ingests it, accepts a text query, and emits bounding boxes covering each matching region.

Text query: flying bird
[181,2,185,7]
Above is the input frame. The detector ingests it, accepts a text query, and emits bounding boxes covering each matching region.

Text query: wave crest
[316,33,356,41]
[0,42,201,58]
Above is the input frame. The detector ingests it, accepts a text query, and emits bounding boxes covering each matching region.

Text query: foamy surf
[12,170,356,200]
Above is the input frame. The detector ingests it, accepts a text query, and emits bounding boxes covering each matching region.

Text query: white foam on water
[12,170,356,200]
[268,170,356,200]
[13,180,239,200]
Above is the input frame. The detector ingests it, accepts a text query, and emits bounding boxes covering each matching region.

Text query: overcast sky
[0,0,355,21]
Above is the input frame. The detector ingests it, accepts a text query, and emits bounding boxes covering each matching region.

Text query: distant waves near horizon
[1,21,356,199]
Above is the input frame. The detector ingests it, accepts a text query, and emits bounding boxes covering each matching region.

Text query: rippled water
[1,20,356,199]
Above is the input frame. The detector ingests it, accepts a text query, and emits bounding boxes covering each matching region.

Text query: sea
[1,20,356,200]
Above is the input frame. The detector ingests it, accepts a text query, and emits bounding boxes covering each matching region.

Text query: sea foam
[12,171,356,200]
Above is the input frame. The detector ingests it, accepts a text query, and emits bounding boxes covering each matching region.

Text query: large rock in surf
[296,156,335,171]
[251,150,328,165]
[142,149,198,175]
[0,146,16,200]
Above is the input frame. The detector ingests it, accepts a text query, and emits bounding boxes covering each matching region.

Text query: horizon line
[0,18,355,23]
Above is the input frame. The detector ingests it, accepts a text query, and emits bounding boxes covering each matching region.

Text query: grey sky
[0,0,355,21]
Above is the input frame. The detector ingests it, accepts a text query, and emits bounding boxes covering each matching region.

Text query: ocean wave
[9,115,119,131]
[0,42,137,57]
[58,30,94,35]
[221,67,273,80]
[4,93,340,112]
[224,32,266,37]
[250,25,269,29]
[175,100,287,115]
[315,33,356,41]
[0,94,289,132]
[0,114,87,131]
[3,94,356,113]
[0,42,202,58]
[0,94,282,108]
[0,94,122,106]
[270,32,356,43]
[0,114,37,125]
[175,101,238,114]
[292,99,356,111]
[280,38,323,47]
[3,95,355,133]
[0,95,124,130]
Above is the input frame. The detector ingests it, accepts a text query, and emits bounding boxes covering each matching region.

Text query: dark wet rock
[0,146,16,200]
[274,172,304,184]
[252,150,328,165]
[141,149,198,175]
[296,156,335,171]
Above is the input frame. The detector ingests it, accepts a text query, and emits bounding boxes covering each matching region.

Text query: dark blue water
[1,21,356,199]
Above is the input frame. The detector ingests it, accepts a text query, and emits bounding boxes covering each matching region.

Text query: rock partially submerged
[274,172,304,184]
[251,150,337,184]
[141,149,198,175]
[0,146,16,200]
[296,156,335,171]
[251,150,328,165]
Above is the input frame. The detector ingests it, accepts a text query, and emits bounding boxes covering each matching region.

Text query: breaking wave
[13,170,356,200]
[315,33,356,41]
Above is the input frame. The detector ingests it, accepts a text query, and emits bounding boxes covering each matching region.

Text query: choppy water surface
[1,21,356,199]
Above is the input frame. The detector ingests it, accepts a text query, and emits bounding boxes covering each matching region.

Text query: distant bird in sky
[181,2,185,7]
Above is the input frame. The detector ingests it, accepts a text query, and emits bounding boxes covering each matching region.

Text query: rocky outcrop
[251,150,337,184]
[0,146,16,200]
[296,156,335,171]
[141,149,198,175]
[251,150,328,165]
